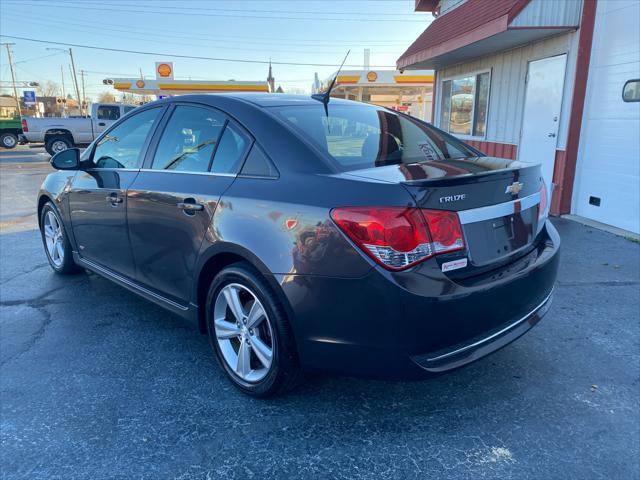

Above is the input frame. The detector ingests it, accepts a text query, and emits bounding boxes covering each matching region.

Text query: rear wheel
[206,262,302,397]
[39,202,81,274]
[1,132,18,149]
[45,136,72,156]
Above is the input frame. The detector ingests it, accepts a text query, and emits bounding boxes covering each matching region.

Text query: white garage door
[573,0,640,234]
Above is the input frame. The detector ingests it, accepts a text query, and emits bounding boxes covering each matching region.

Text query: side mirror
[50,148,80,170]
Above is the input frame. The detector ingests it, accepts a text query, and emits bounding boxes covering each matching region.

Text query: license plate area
[462,207,536,266]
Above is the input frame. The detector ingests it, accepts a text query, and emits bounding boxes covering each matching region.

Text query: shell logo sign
[136,80,145,88]
[155,62,174,80]
[366,71,378,82]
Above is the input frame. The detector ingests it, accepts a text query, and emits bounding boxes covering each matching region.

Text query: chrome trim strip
[138,169,237,177]
[458,191,541,225]
[426,287,553,363]
[79,257,189,311]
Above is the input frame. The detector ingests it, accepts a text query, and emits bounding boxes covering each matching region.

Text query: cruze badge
[439,194,466,204]
[505,182,524,195]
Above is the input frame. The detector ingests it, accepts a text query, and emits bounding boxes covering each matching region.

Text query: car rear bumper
[275,220,560,380]
[410,287,553,372]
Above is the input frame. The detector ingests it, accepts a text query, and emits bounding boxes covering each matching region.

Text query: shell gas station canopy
[321,69,434,121]
[103,62,270,96]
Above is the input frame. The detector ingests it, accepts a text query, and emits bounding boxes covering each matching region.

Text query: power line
[14,52,65,64]
[0,35,398,68]
[0,8,419,45]
[4,0,425,17]
[0,12,416,46]
[5,0,428,22]
[0,14,404,55]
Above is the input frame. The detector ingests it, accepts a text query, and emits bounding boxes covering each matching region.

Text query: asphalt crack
[0,285,72,366]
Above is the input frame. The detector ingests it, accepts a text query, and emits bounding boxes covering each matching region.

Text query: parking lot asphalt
[1,148,639,480]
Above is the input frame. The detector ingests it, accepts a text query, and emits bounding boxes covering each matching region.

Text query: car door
[68,106,165,278]
[127,103,251,304]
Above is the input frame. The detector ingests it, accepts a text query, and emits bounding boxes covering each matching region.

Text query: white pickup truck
[22,103,138,155]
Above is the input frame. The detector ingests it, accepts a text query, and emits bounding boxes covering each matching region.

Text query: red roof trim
[507,0,532,22]
[398,0,530,69]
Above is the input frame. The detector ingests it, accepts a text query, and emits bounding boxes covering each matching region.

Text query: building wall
[571,0,640,233]
[510,0,582,27]
[433,31,579,154]
[439,0,467,15]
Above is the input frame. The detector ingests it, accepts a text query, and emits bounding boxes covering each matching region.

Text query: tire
[39,202,82,275]
[45,136,72,156]
[206,262,303,397]
[0,132,18,149]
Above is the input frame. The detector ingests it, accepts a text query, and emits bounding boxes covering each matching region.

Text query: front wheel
[0,132,18,149]
[45,137,72,156]
[206,262,303,397]
[39,202,82,275]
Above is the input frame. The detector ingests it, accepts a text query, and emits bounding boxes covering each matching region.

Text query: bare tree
[97,91,116,103]
[36,80,61,97]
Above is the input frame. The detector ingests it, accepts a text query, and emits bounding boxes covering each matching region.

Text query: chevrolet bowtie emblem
[505,182,524,195]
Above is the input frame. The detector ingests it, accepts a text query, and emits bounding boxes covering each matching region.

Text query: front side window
[92,108,161,169]
[440,71,490,137]
[152,105,226,172]
[272,104,478,172]
[97,106,120,121]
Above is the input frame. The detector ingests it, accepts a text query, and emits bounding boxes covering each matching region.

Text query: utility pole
[80,70,86,113]
[60,65,66,116]
[68,48,82,116]
[2,43,21,117]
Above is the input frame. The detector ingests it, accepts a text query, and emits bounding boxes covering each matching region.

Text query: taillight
[21,119,28,132]
[331,207,465,270]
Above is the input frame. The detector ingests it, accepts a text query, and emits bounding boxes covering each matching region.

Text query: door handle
[105,194,123,204]
[98,122,106,126]
[547,133,557,138]
[177,200,204,212]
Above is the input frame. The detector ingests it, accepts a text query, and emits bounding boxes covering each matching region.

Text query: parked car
[0,116,22,149]
[37,94,560,397]
[22,103,137,155]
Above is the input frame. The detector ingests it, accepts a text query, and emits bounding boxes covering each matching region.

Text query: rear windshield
[271,104,479,172]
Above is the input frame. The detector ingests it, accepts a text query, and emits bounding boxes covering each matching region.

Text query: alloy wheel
[213,283,274,383]
[43,210,65,267]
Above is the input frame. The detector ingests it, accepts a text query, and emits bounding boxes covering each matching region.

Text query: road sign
[23,90,36,105]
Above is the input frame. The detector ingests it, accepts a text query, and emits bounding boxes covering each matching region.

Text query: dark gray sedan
[37,94,559,397]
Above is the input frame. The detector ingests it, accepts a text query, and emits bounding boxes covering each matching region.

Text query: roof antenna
[312,49,350,118]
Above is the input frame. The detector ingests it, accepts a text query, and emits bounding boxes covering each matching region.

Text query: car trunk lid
[343,156,544,274]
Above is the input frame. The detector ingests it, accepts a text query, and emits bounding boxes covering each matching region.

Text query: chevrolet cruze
[38,94,559,397]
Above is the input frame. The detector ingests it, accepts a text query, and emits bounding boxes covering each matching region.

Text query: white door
[518,54,567,190]
[572,0,640,234]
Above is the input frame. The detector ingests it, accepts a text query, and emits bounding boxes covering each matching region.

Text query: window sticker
[417,142,438,161]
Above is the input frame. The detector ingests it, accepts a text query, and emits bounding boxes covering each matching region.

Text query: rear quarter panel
[203,171,417,278]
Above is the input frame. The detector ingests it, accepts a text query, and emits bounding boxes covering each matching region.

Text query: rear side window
[151,105,225,172]
[272,104,477,172]
[211,123,250,175]
[240,144,278,178]
[97,106,120,121]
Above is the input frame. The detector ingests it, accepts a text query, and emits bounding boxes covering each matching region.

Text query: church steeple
[267,59,275,93]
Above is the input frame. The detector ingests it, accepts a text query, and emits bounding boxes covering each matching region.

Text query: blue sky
[0,0,432,100]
